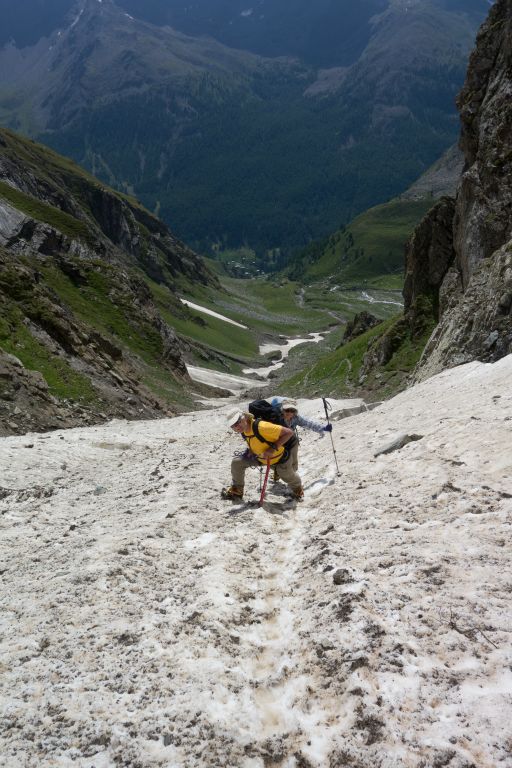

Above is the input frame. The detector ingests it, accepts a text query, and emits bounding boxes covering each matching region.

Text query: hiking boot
[221,485,244,500]
[292,485,304,502]
[272,468,279,483]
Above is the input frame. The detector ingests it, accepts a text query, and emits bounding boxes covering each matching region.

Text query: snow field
[0,357,511,766]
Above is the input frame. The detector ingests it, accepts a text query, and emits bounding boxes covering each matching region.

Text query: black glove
[322,424,333,432]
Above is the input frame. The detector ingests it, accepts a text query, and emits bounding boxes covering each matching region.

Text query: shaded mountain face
[113,0,490,68]
[0,0,387,64]
[0,0,489,261]
[0,127,220,435]
[116,0,389,68]
[0,0,490,62]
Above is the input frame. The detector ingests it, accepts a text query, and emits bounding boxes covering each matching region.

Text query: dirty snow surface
[1,357,512,768]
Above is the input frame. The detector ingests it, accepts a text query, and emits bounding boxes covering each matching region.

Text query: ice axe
[322,397,340,477]
[259,459,271,506]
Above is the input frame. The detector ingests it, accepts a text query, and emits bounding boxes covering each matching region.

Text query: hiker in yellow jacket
[222,410,304,501]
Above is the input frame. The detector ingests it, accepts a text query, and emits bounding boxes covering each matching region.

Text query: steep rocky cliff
[0,128,220,435]
[411,0,512,378]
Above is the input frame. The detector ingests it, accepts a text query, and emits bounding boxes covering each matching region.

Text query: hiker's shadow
[225,499,294,518]
[226,502,253,517]
[263,501,294,516]
[269,482,289,497]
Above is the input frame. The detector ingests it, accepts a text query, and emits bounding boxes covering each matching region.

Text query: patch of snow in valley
[180,299,248,329]
[361,290,403,307]
[243,333,326,379]
[243,360,285,378]
[1,356,512,766]
[187,365,263,393]
[187,332,327,387]
[258,333,325,358]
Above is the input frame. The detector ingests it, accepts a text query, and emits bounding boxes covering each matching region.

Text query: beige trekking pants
[289,441,299,472]
[231,452,302,492]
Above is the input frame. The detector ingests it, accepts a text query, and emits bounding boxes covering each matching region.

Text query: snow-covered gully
[1,357,512,767]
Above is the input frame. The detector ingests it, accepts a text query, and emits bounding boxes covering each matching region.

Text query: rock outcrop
[342,311,382,344]
[400,144,464,202]
[411,0,512,379]
[403,196,456,327]
[418,244,512,374]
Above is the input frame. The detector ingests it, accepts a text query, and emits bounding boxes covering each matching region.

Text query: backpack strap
[253,418,299,450]
[244,419,296,465]
[252,418,277,449]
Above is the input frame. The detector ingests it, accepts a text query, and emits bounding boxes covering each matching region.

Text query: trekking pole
[322,397,340,477]
[259,460,271,506]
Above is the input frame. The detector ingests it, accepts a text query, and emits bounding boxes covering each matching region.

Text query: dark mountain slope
[0,0,485,259]
[0,127,221,436]
[115,0,489,68]
[115,0,388,68]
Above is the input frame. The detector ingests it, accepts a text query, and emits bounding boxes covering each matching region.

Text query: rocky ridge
[400,144,464,202]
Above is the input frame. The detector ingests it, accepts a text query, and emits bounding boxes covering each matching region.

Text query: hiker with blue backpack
[221,409,304,502]
[271,396,332,472]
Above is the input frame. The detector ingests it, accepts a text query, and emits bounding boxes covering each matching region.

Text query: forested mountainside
[0,0,485,261]
[0,128,221,436]
[288,144,464,284]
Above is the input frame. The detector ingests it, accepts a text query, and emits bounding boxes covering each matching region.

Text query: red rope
[259,460,271,506]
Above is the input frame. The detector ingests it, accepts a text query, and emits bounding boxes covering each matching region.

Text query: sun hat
[226,409,244,427]
[281,399,297,411]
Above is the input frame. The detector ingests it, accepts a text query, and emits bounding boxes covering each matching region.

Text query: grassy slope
[148,277,258,363]
[0,298,99,403]
[0,180,94,244]
[147,268,408,380]
[174,277,330,334]
[0,128,145,211]
[280,320,395,399]
[299,198,434,285]
[279,309,436,401]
